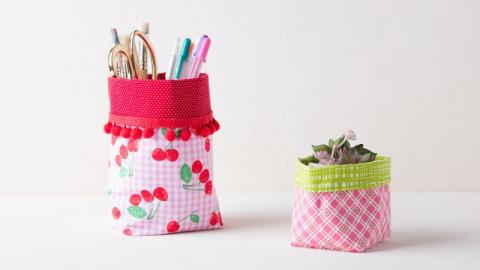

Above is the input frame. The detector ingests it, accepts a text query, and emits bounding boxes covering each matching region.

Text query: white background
[1,0,479,195]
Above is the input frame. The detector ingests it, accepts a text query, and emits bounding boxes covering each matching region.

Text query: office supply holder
[103,73,223,236]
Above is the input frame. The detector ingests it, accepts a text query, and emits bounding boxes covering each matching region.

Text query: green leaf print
[180,164,192,184]
[175,129,182,139]
[127,206,147,219]
[119,167,128,177]
[190,214,199,223]
[161,128,167,136]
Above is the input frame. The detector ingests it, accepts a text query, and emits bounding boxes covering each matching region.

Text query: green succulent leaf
[180,164,192,183]
[328,139,335,147]
[127,206,147,219]
[299,155,319,165]
[312,144,331,154]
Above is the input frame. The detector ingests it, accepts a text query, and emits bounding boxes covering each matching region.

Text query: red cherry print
[166,149,179,161]
[209,212,219,225]
[111,135,118,145]
[212,119,220,131]
[112,207,121,220]
[200,126,210,137]
[143,128,154,138]
[121,127,131,138]
[153,187,168,201]
[141,190,154,202]
[123,228,132,236]
[131,128,142,139]
[104,122,113,134]
[199,169,210,183]
[115,155,122,167]
[205,138,210,152]
[167,220,180,233]
[112,125,122,136]
[119,145,128,159]
[129,194,142,206]
[204,181,213,195]
[165,129,176,142]
[152,148,166,161]
[218,212,223,226]
[192,160,203,173]
[180,129,191,141]
[127,139,138,152]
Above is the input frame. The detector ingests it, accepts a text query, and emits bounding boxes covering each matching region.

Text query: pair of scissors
[108,30,158,80]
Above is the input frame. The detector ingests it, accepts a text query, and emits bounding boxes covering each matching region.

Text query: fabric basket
[103,73,223,236]
[291,156,391,252]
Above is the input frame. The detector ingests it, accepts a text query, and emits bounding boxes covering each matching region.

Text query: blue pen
[174,38,191,79]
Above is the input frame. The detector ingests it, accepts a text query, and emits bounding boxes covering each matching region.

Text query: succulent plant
[300,130,377,166]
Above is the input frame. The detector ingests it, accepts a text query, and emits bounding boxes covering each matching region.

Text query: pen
[181,42,195,79]
[166,38,180,80]
[188,37,210,78]
[139,22,149,78]
[119,35,132,79]
[109,28,122,77]
[174,38,191,79]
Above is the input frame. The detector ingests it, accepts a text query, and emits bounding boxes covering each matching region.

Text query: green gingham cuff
[294,156,391,193]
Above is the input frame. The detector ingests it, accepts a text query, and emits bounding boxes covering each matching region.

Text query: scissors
[108,30,158,80]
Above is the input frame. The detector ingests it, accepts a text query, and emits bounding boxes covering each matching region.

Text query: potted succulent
[291,130,391,252]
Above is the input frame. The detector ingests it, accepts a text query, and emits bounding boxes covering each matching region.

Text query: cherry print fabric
[291,185,390,252]
[108,129,222,236]
[105,73,222,236]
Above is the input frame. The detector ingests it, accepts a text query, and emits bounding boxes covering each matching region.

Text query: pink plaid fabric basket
[291,157,391,252]
[104,74,223,236]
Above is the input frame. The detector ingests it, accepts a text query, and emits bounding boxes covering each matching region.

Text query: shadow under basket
[291,156,391,252]
[104,73,223,236]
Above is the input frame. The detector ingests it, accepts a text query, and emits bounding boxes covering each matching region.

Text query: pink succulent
[314,151,335,165]
[343,130,356,141]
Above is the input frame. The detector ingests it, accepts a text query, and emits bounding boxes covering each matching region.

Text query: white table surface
[1,192,479,270]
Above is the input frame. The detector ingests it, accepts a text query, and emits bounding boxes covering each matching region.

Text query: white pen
[166,38,181,80]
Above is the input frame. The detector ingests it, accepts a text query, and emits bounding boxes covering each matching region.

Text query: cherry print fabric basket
[291,156,391,252]
[103,73,223,236]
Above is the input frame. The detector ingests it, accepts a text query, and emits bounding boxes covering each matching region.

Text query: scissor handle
[109,44,135,79]
[130,30,158,80]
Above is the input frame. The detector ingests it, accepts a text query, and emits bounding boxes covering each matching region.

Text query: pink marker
[188,37,211,78]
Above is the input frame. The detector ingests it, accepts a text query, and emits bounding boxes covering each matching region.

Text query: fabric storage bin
[103,73,223,236]
[291,156,391,252]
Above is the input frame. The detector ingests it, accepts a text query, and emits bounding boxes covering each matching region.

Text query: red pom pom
[208,122,216,133]
[121,127,131,138]
[103,122,113,134]
[143,128,154,138]
[192,127,200,136]
[131,128,142,139]
[180,129,192,141]
[165,129,176,142]
[112,125,122,136]
[212,119,220,131]
[200,126,210,138]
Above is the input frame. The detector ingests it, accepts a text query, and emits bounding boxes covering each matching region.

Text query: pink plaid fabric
[107,129,222,236]
[291,185,390,252]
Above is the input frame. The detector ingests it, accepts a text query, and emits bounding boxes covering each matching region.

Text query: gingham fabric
[108,129,223,236]
[291,185,390,252]
[295,156,391,193]
[291,157,391,252]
